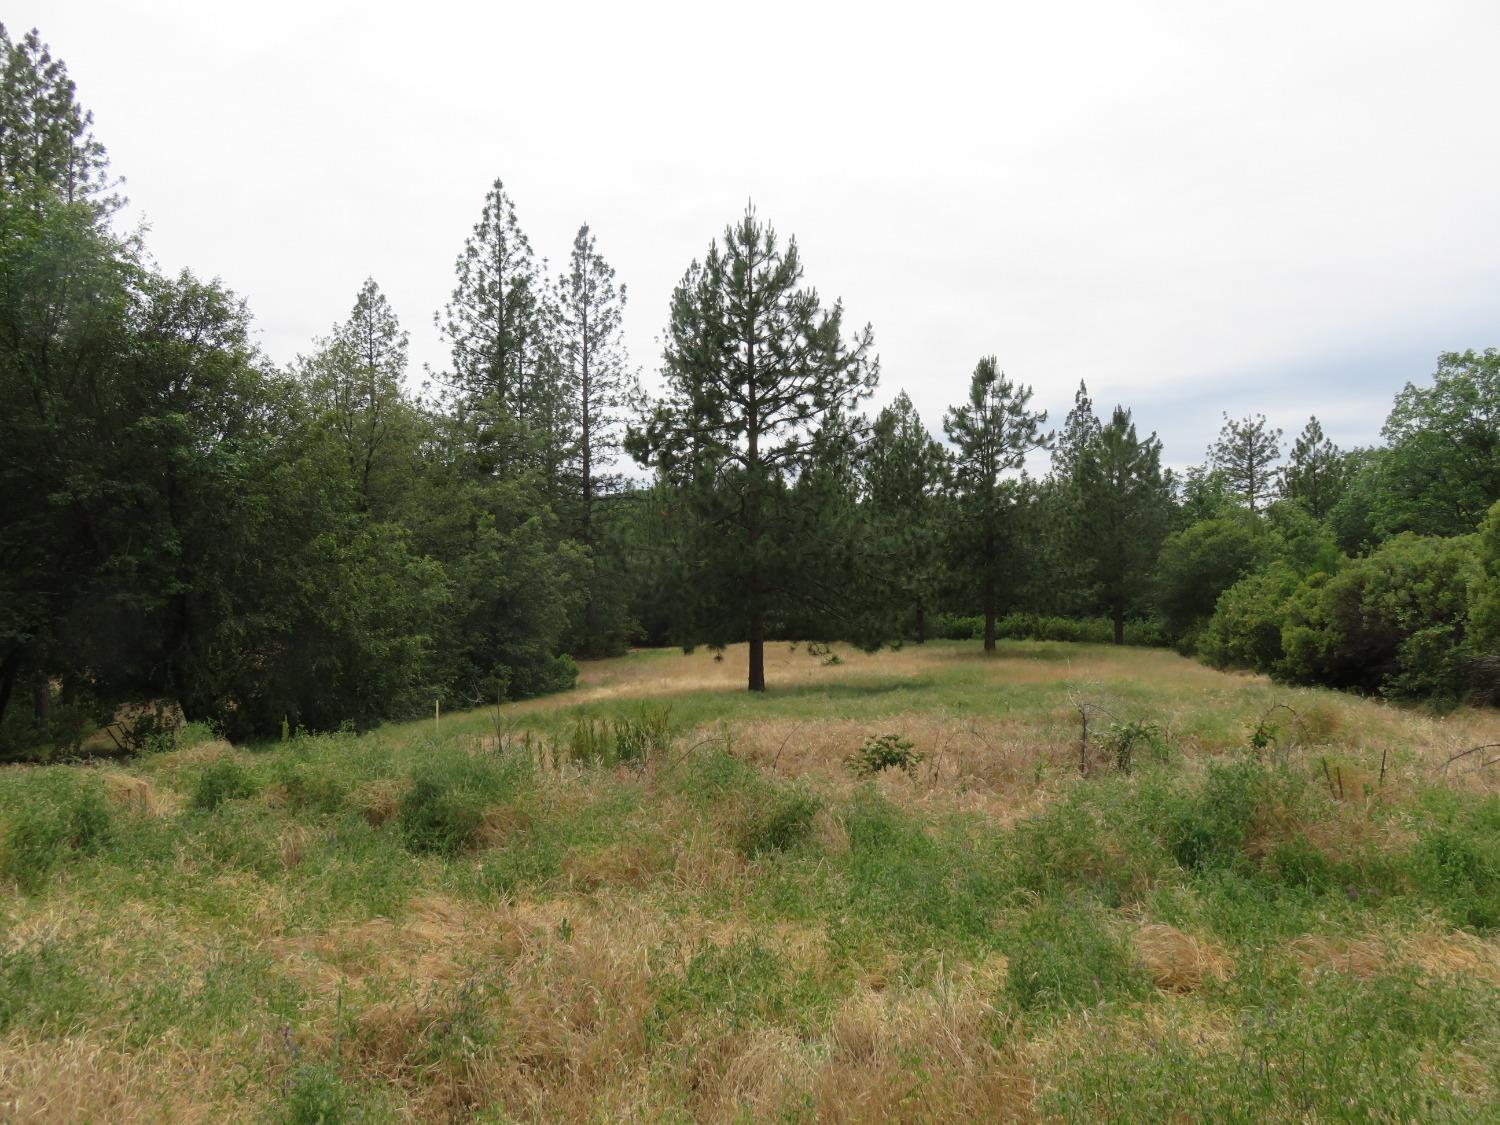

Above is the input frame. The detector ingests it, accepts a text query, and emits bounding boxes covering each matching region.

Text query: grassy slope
[2,640,1499,1122]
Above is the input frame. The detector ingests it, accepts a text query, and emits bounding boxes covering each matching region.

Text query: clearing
[2,641,1499,1121]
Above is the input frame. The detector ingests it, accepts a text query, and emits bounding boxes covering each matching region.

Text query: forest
[3,24,1498,759]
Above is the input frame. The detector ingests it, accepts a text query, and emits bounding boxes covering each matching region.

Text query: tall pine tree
[629,206,877,691]
[943,358,1048,653]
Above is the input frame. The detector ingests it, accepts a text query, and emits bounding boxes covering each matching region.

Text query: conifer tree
[629,206,877,691]
[943,358,1048,653]
[1282,415,1348,520]
[1074,406,1171,643]
[860,391,948,642]
[436,179,569,483]
[1209,412,1282,512]
[300,278,409,510]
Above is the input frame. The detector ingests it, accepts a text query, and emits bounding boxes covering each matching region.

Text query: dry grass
[1132,923,1232,992]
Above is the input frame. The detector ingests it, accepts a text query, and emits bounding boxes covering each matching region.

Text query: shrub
[1199,564,1300,673]
[397,752,523,855]
[845,732,923,777]
[1164,760,1265,872]
[1279,533,1477,700]
[190,758,260,812]
[0,773,114,893]
[1156,516,1274,640]
[736,785,821,857]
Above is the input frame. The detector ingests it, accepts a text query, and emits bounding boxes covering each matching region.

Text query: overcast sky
[17,0,1500,467]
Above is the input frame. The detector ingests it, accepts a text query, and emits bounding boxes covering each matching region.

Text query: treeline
[3,28,1498,757]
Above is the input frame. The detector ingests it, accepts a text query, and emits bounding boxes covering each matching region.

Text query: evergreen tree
[555,223,637,653]
[1282,415,1348,520]
[943,357,1048,653]
[1074,406,1171,643]
[859,391,948,642]
[0,24,112,214]
[436,179,568,484]
[299,278,409,512]
[629,206,878,691]
[1209,412,1282,512]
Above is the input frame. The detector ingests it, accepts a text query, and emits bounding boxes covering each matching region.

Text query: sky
[15,0,1500,469]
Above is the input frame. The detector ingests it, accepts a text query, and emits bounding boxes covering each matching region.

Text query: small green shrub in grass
[1164,759,1267,872]
[275,1062,389,1124]
[191,758,260,812]
[0,773,113,892]
[845,732,923,777]
[736,785,821,857]
[397,752,524,855]
[1002,900,1149,1013]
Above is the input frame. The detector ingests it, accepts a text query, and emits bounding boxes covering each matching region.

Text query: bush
[736,785,821,857]
[1156,516,1273,641]
[397,752,524,855]
[845,733,923,777]
[190,758,260,812]
[1280,533,1477,700]
[0,773,114,892]
[1199,565,1300,673]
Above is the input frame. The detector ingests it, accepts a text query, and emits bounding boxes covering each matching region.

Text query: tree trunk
[0,649,19,727]
[983,584,997,655]
[915,604,926,645]
[1112,601,1125,646]
[748,612,766,693]
[31,667,49,726]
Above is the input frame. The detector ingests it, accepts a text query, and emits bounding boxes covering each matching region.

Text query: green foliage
[190,758,261,813]
[1208,413,1282,512]
[1280,533,1477,700]
[1468,499,1500,656]
[737,785,822,858]
[943,356,1049,650]
[1155,516,1274,642]
[845,732,923,777]
[1199,564,1301,673]
[1002,900,1149,1013]
[0,771,113,892]
[274,1063,388,1124]
[1378,348,1500,538]
[397,751,524,855]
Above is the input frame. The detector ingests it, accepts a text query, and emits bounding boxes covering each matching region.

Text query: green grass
[1,641,1499,1119]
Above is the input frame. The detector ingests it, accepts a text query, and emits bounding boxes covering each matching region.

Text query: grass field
[3,640,1500,1122]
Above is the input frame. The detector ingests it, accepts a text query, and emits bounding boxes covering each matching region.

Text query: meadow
[3,640,1500,1122]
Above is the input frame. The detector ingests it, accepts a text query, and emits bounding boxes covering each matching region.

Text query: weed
[845,732,923,778]
[191,757,260,812]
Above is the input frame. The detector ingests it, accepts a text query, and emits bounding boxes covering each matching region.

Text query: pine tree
[860,391,948,642]
[1209,412,1282,512]
[0,24,112,215]
[436,179,568,483]
[555,225,638,653]
[944,358,1048,653]
[629,206,878,691]
[1074,406,1171,643]
[1282,416,1348,520]
[300,278,409,510]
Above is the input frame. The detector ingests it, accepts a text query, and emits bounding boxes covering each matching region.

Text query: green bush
[845,732,923,777]
[397,752,523,855]
[1199,564,1300,673]
[736,785,821,857]
[1156,516,1274,641]
[1164,759,1267,872]
[190,758,261,812]
[1280,533,1477,700]
[0,773,114,892]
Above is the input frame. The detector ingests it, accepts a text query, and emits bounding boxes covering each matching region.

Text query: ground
[2,640,1499,1122]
